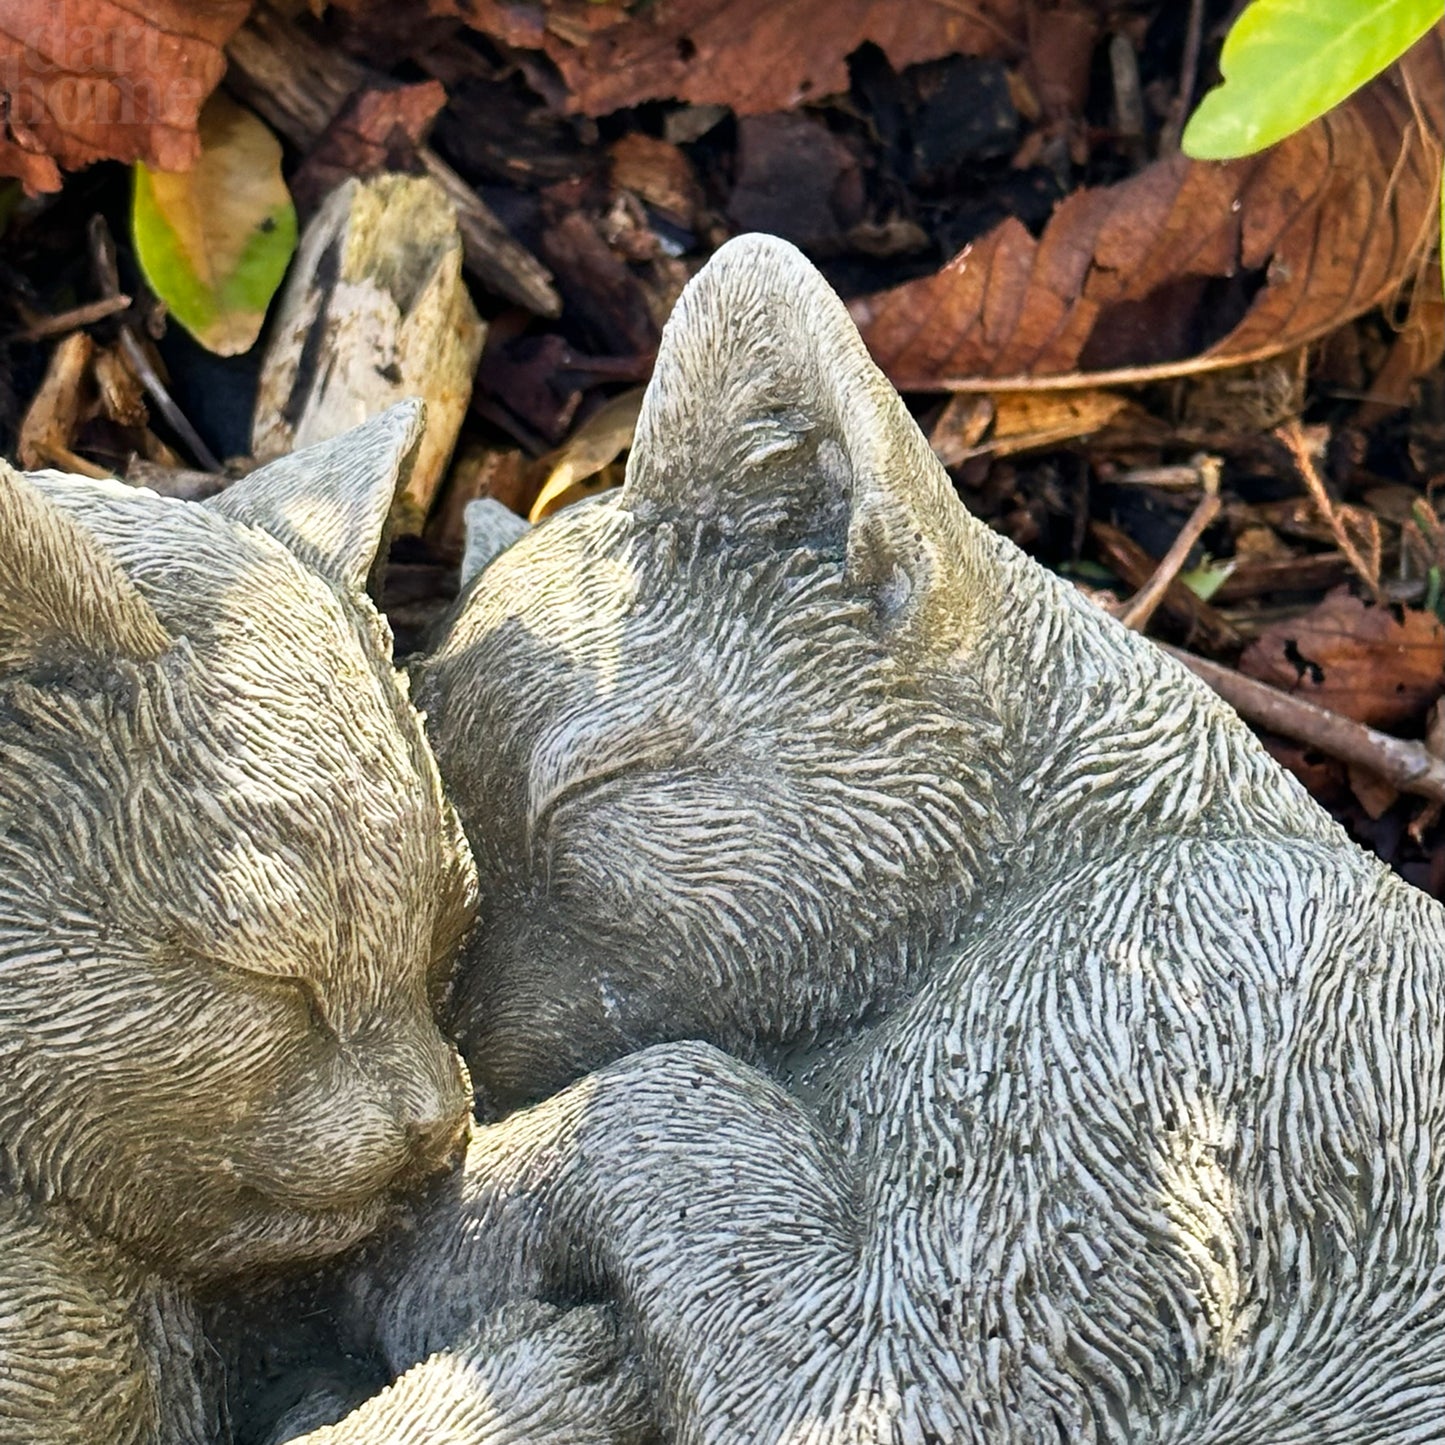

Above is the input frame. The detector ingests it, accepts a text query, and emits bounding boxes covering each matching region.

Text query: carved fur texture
[394,236,1445,1442]
[270,1300,653,1445]
[0,404,477,1444]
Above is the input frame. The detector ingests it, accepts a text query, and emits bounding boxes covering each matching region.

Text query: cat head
[0,403,476,1279]
[416,237,1009,1108]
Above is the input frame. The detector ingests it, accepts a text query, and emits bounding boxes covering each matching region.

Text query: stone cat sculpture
[0,404,480,1443]
[378,235,1445,1442]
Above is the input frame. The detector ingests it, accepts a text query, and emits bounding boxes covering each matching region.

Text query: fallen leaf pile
[7,0,1445,881]
[425,0,1026,115]
[853,28,1445,388]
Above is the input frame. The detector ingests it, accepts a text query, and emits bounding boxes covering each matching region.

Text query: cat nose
[403,1107,469,1175]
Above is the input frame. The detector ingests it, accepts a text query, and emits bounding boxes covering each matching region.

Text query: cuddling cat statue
[0,404,483,1443]
[363,235,1445,1442]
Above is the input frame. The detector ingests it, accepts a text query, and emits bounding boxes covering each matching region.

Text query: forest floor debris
[5,0,1445,893]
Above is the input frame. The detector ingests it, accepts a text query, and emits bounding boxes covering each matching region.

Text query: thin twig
[1162,643,1445,804]
[904,334,1396,392]
[87,215,222,474]
[1092,520,1240,651]
[115,331,223,473]
[5,294,132,343]
[1276,419,1384,602]
[1109,463,1208,491]
[1160,0,1207,152]
[1118,456,1221,632]
[31,440,114,481]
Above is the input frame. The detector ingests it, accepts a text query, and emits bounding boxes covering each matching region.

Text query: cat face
[417,238,1009,1109]
[0,405,476,1279]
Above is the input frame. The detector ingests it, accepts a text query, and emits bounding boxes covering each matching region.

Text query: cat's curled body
[368,237,1445,1443]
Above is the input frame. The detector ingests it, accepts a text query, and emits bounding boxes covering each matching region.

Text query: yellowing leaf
[132,93,297,357]
[528,388,644,522]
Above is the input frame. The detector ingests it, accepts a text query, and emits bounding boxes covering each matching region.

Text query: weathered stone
[0,402,476,1441]
[378,236,1445,1440]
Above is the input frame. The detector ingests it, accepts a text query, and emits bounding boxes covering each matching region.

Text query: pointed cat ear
[209,400,425,595]
[621,235,983,648]
[459,499,531,590]
[0,461,172,670]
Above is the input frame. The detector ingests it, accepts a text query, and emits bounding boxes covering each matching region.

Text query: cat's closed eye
[526,711,696,852]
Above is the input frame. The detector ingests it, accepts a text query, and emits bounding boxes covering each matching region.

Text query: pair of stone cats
[5,236,1444,1445]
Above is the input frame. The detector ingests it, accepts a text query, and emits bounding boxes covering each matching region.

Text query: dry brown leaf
[437,0,1025,115]
[528,387,643,521]
[609,133,703,229]
[853,28,1445,389]
[974,389,1143,457]
[0,0,253,193]
[930,387,1156,463]
[1353,280,1445,428]
[929,395,996,466]
[1240,590,1445,730]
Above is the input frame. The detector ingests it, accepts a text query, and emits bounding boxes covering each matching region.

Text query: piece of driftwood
[252,174,485,534]
[226,3,561,317]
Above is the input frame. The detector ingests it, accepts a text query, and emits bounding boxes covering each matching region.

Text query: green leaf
[1179,558,1237,602]
[1182,0,1444,160]
[132,93,296,357]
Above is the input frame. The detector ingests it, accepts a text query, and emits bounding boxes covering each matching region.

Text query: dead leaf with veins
[852,27,1445,391]
[427,0,1026,116]
[1241,590,1445,731]
[0,0,253,193]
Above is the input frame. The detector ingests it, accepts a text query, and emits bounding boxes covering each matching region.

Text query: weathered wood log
[225,3,561,317]
[252,174,485,534]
